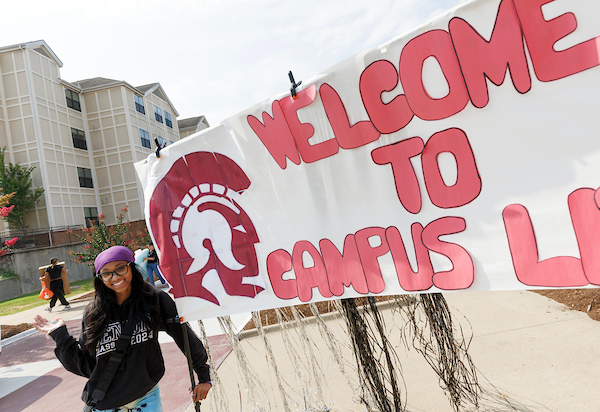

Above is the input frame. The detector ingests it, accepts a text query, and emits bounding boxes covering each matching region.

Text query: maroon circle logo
[149,151,264,305]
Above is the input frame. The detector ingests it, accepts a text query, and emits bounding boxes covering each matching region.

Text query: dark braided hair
[83,263,161,355]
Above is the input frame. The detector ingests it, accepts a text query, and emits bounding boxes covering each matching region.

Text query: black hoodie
[49,290,210,409]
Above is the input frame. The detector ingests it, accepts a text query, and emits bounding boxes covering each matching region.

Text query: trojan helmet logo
[149,151,264,305]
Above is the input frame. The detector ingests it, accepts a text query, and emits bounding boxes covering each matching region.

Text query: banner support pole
[182,320,201,412]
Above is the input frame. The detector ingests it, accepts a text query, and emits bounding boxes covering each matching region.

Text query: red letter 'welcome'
[514,0,600,82]
[449,0,531,108]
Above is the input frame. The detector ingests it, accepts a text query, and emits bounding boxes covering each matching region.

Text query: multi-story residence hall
[0,40,208,231]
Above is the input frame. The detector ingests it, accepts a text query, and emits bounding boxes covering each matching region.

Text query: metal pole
[182,321,201,412]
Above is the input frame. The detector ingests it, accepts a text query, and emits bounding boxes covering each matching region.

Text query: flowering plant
[70,206,133,269]
[0,192,17,256]
[131,226,152,247]
[0,205,15,218]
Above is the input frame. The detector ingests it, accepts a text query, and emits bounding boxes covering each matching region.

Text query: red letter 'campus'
[266,249,298,299]
[355,227,389,293]
[422,217,474,290]
[320,236,369,295]
[292,240,333,302]
[386,224,434,291]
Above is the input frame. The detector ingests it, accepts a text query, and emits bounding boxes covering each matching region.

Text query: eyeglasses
[97,263,130,281]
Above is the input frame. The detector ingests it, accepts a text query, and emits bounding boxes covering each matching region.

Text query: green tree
[0,147,44,228]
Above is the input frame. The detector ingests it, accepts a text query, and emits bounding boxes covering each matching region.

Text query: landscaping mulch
[1,323,33,340]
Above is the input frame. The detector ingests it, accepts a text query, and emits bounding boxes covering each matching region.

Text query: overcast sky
[2,0,458,125]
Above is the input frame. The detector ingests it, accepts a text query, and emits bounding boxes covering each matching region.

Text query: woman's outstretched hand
[33,314,64,335]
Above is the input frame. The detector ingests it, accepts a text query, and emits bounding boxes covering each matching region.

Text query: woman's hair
[50,257,58,265]
[83,263,160,354]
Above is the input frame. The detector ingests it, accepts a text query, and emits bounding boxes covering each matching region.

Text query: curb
[1,327,38,348]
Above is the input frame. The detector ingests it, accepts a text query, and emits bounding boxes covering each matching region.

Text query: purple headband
[95,246,135,273]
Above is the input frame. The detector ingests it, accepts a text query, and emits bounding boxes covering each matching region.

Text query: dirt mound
[534,289,600,321]
[1,323,33,340]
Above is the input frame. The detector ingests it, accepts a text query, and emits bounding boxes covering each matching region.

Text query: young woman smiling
[33,246,211,411]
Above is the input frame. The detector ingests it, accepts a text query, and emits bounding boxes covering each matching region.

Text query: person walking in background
[144,243,166,285]
[43,257,71,312]
[32,245,211,411]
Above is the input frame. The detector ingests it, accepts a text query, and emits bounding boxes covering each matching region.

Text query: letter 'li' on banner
[135,0,600,321]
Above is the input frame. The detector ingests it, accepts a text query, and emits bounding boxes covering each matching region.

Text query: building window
[77,167,94,188]
[165,111,172,128]
[65,88,81,111]
[140,128,151,148]
[134,94,145,114]
[157,136,167,147]
[71,128,87,150]
[154,105,163,123]
[84,207,98,228]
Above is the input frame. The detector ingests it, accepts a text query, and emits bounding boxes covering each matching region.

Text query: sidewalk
[2,290,599,411]
[1,289,93,326]
[210,290,600,411]
[0,289,94,349]
[0,284,245,412]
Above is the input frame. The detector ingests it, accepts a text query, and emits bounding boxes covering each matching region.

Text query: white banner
[135,0,600,321]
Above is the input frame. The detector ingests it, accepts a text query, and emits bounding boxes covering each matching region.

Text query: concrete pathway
[0,284,248,412]
[213,290,600,412]
[2,290,599,411]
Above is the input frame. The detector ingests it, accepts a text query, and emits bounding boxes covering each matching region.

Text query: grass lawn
[0,278,95,317]
[0,271,18,280]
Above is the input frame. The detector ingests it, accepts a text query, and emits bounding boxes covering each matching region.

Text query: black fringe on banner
[339,298,406,412]
[340,294,480,412]
[406,293,480,411]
